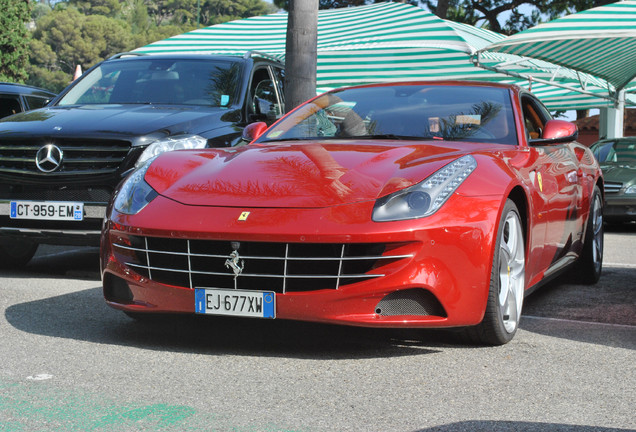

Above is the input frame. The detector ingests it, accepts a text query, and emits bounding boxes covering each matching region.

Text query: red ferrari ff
[101,81,604,345]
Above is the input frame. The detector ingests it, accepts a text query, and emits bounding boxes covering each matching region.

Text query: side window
[522,95,551,140]
[0,96,23,118]
[25,95,51,110]
[249,67,282,124]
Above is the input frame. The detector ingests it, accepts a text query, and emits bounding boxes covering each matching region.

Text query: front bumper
[604,195,636,222]
[101,193,501,328]
[0,201,105,246]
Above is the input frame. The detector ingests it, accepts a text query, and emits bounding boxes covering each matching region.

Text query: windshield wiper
[358,134,442,141]
[259,137,313,143]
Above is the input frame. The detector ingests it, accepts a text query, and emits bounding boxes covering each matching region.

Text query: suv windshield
[259,84,517,145]
[592,140,636,164]
[58,58,242,107]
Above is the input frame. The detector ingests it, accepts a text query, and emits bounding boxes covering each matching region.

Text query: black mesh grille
[113,236,414,293]
[0,185,112,203]
[375,288,446,317]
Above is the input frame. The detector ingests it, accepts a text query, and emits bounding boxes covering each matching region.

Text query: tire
[0,240,38,269]
[571,185,603,284]
[462,199,525,345]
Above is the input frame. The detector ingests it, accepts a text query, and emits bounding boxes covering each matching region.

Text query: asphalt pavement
[0,226,634,432]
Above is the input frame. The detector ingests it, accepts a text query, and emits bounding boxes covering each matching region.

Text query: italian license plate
[195,288,275,318]
[10,201,84,221]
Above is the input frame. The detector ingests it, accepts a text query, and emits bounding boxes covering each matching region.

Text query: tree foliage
[0,0,32,83]
[24,0,275,92]
[423,0,616,35]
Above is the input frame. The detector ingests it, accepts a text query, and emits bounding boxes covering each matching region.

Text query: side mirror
[242,122,268,142]
[529,119,578,145]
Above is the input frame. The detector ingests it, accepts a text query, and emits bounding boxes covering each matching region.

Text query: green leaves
[0,0,32,83]
[24,0,274,92]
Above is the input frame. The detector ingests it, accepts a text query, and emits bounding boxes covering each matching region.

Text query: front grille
[0,185,112,203]
[114,236,414,293]
[0,138,131,176]
[604,181,623,194]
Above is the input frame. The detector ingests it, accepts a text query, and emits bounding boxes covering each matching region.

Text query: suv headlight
[135,135,207,168]
[372,155,477,222]
[114,159,158,215]
[626,184,636,195]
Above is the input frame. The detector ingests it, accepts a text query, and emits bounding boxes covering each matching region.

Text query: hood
[600,163,636,183]
[0,104,233,139]
[145,140,493,208]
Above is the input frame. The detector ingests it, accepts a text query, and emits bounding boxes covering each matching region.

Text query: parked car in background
[590,137,636,223]
[101,81,603,345]
[0,82,55,119]
[0,52,285,267]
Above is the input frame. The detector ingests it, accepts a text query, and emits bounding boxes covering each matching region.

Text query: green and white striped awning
[137,2,631,110]
[483,0,636,92]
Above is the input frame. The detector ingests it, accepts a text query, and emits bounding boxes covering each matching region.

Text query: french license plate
[195,288,275,318]
[10,201,84,221]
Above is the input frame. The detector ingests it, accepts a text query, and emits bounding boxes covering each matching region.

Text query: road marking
[603,262,636,268]
[26,374,53,381]
[523,315,636,329]
[35,247,99,259]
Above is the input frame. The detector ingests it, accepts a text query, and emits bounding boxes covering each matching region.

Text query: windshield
[592,140,636,164]
[58,58,242,107]
[258,84,517,145]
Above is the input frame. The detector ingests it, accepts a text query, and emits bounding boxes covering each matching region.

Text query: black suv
[0,52,285,266]
[0,82,55,119]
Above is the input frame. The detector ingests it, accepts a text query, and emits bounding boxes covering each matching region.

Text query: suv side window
[25,95,51,110]
[249,66,283,124]
[0,96,22,118]
[272,66,285,107]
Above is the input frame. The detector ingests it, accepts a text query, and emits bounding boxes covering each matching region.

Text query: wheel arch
[507,185,529,246]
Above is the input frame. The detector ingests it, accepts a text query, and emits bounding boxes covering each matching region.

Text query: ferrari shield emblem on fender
[238,211,250,221]
[537,172,543,192]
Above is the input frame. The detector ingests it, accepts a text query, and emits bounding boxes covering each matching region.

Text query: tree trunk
[284,0,318,113]
[435,0,450,19]
[576,109,590,120]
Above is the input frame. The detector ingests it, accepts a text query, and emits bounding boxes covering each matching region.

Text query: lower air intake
[375,288,446,317]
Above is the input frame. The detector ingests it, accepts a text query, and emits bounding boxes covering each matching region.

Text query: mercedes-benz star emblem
[35,144,63,173]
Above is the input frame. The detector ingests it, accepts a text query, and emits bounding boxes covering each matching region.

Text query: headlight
[135,135,207,168]
[114,159,158,215]
[372,155,477,222]
[626,185,636,195]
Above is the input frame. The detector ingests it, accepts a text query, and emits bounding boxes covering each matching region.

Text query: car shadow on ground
[520,265,636,350]
[4,285,459,359]
[604,221,636,234]
[414,421,633,432]
[4,245,101,281]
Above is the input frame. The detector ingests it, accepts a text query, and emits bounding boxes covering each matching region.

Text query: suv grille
[604,181,623,194]
[0,138,131,176]
[0,185,112,203]
[114,236,414,293]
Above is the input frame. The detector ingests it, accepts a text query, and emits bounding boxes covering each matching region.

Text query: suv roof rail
[244,50,283,64]
[108,52,148,60]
